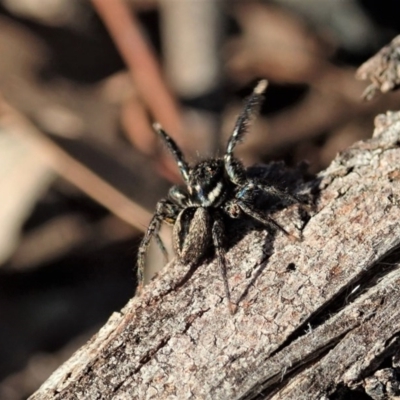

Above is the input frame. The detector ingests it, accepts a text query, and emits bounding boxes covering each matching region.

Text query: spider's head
[188,159,228,207]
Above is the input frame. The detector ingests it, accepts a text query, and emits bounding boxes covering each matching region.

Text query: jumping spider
[137,80,303,312]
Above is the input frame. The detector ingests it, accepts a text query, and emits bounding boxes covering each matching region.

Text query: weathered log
[30,111,400,399]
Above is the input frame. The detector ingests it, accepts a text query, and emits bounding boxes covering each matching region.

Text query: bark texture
[357,34,400,100]
[30,111,400,399]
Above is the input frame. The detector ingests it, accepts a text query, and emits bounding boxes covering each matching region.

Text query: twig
[0,96,152,231]
[91,0,184,148]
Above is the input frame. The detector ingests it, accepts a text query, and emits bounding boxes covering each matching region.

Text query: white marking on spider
[203,181,223,206]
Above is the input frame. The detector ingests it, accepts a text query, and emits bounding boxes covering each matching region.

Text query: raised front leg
[224,80,268,186]
[153,123,190,184]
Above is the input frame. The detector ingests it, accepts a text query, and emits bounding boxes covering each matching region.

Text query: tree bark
[29,111,400,399]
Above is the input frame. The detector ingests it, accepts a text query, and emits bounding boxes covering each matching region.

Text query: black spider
[137,80,303,312]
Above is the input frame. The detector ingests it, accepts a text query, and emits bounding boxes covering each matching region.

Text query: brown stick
[91,0,183,139]
[0,96,152,231]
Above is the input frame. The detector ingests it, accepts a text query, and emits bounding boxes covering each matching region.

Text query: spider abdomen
[173,207,211,264]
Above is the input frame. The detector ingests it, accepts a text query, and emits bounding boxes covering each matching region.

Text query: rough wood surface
[357,35,400,100]
[30,111,400,399]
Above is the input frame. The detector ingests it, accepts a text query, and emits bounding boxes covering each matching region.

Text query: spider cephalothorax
[137,80,302,312]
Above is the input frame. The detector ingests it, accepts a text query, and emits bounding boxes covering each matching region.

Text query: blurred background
[0,0,400,398]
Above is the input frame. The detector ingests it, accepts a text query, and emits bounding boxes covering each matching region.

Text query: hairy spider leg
[240,181,301,207]
[137,198,178,293]
[155,233,169,264]
[236,200,299,242]
[255,182,312,212]
[224,80,268,185]
[168,186,191,207]
[153,123,190,183]
[211,215,235,314]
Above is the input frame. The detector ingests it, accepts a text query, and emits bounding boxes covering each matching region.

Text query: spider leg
[237,200,300,242]
[252,182,312,212]
[168,186,190,207]
[153,123,190,183]
[137,198,178,293]
[211,214,235,314]
[238,181,301,206]
[224,80,268,185]
[155,233,169,264]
